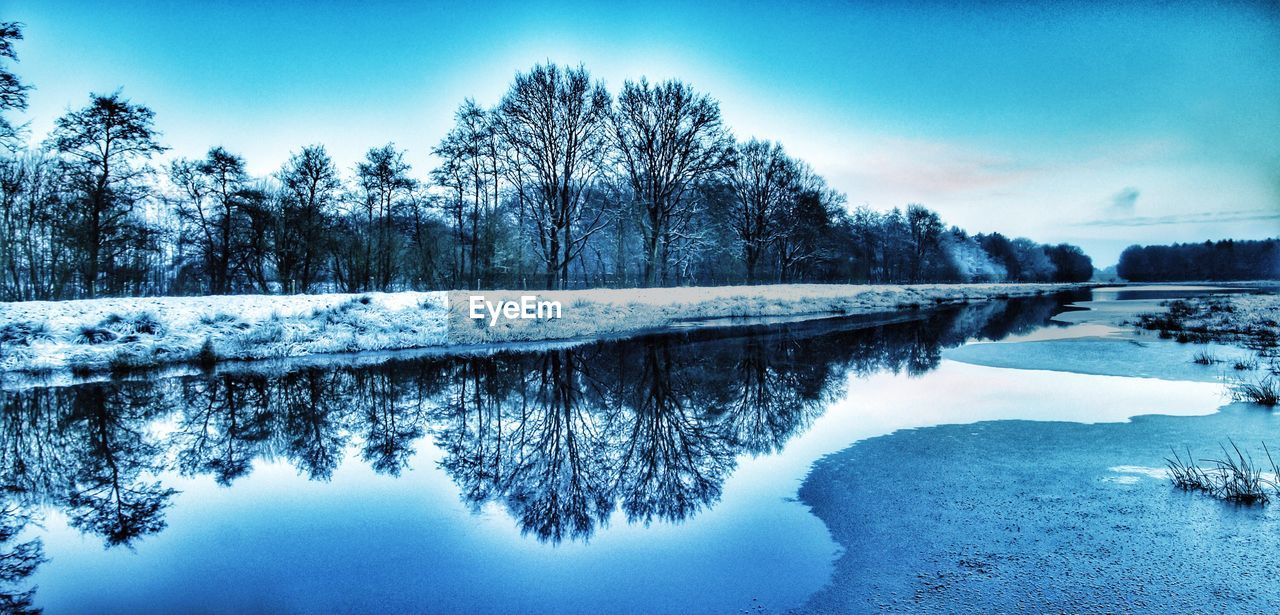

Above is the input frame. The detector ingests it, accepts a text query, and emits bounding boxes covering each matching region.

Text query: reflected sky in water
[0,291,1227,613]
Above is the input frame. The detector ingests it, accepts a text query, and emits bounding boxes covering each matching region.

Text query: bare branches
[498,63,611,289]
[0,22,30,147]
[44,92,166,297]
[609,78,732,286]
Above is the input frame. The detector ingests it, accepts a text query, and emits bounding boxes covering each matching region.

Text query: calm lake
[1,287,1272,613]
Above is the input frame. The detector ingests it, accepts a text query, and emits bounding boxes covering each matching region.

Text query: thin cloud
[1107,187,1140,215]
[1074,209,1280,228]
[831,134,1039,198]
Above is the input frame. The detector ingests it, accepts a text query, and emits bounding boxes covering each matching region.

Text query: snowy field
[0,283,1087,374]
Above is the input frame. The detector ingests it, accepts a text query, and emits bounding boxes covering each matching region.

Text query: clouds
[1073,209,1280,228]
[811,133,1037,212]
[815,129,1278,266]
[1107,187,1140,215]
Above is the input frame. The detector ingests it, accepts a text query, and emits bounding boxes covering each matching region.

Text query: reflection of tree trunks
[63,385,175,547]
[713,337,826,456]
[359,369,420,476]
[500,349,612,541]
[613,342,730,523]
[280,369,347,481]
[0,388,69,497]
[173,376,272,485]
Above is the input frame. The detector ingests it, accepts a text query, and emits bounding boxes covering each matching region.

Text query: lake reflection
[0,294,1074,611]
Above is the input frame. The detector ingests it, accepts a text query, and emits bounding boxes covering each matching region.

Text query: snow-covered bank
[0,292,448,374]
[1126,292,1280,350]
[0,283,1088,374]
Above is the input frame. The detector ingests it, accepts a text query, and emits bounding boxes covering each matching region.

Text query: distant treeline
[0,24,1091,300]
[1117,239,1280,282]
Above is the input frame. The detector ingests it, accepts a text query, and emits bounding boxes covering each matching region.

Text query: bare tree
[432,99,497,288]
[6,56,1100,296]
[430,129,468,287]
[905,203,944,282]
[0,22,31,148]
[458,100,491,288]
[353,143,414,291]
[275,145,341,293]
[401,186,448,289]
[46,92,166,297]
[725,139,794,283]
[0,153,71,300]
[610,78,732,286]
[497,63,611,289]
[775,163,845,282]
[168,147,253,294]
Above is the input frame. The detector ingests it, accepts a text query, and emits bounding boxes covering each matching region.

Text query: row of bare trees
[0,23,1090,300]
[429,64,872,290]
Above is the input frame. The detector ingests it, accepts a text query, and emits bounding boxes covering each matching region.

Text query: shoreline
[0,282,1091,376]
[794,405,1280,613]
[792,283,1280,612]
[788,281,1280,609]
[944,284,1280,382]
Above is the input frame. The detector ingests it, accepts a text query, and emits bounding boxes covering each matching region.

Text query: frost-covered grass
[0,291,448,374]
[1231,377,1279,407]
[1120,292,1280,406]
[0,282,1085,375]
[1232,357,1260,371]
[1134,295,1280,350]
[1165,441,1279,505]
[442,283,1081,346]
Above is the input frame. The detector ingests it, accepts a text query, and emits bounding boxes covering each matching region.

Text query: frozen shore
[946,285,1280,381]
[0,282,1087,375]
[793,285,1280,613]
[1125,292,1280,351]
[794,405,1280,613]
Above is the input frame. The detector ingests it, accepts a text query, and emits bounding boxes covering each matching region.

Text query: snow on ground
[0,283,1085,375]
[0,291,448,374]
[443,283,1083,345]
[1122,292,1280,351]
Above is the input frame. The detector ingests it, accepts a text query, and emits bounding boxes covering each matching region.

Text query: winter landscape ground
[0,282,1087,377]
[5,283,1278,614]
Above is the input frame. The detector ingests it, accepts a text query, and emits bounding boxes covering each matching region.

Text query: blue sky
[8,0,1279,265]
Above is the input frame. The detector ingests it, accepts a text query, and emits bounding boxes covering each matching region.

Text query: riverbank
[945,286,1280,380]
[794,284,1280,612]
[1126,292,1280,352]
[0,283,1088,375]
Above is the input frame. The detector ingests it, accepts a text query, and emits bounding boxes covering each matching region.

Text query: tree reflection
[431,357,511,506]
[0,293,1071,572]
[707,335,829,455]
[60,383,176,547]
[0,391,58,614]
[277,368,350,481]
[172,375,274,485]
[352,368,425,477]
[0,503,44,615]
[504,350,614,542]
[611,341,732,524]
